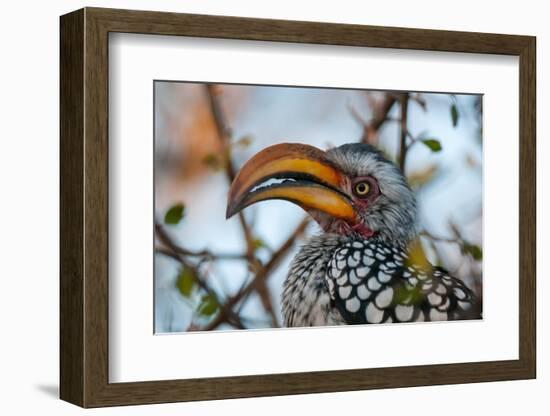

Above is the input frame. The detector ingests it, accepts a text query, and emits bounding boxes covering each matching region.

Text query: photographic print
[154,82,483,333]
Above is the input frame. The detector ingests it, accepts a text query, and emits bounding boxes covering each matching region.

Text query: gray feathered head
[227,142,418,246]
[325,143,417,245]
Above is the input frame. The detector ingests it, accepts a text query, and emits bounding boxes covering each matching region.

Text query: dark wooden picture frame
[60,7,536,408]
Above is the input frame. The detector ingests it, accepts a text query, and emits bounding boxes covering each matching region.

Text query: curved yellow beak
[226,143,357,223]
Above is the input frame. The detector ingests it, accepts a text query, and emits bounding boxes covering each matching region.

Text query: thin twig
[420,230,461,244]
[359,93,397,145]
[165,244,247,261]
[398,93,410,172]
[403,129,424,153]
[410,93,427,111]
[348,103,369,126]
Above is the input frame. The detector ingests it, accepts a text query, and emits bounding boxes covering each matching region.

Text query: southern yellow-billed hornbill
[226,143,479,326]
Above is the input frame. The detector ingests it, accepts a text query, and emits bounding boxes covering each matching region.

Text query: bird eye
[354,181,371,197]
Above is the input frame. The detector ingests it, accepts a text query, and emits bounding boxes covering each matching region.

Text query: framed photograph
[60,7,536,407]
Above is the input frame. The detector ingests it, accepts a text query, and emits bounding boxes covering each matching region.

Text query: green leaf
[407,165,438,189]
[198,294,219,316]
[202,153,223,171]
[463,243,483,260]
[164,203,185,225]
[175,267,196,297]
[252,238,265,251]
[451,104,459,127]
[394,284,424,306]
[421,139,442,152]
[405,240,430,271]
[234,135,253,149]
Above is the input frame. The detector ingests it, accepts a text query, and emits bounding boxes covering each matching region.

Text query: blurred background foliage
[154,82,482,333]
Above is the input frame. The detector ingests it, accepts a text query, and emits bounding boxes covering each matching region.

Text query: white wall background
[0,0,545,414]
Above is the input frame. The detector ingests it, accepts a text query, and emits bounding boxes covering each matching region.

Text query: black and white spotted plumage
[326,239,477,324]
[282,235,478,327]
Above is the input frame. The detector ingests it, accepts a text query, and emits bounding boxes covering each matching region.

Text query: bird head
[226,142,417,246]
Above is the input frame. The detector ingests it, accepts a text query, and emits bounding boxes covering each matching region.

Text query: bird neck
[309,209,417,248]
[376,229,417,249]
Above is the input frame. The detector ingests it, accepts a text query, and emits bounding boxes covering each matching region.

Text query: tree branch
[163,244,247,261]
[155,223,247,329]
[202,217,310,331]
[419,230,461,244]
[359,93,397,145]
[398,93,410,172]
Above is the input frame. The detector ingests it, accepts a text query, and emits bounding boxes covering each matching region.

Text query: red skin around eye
[347,176,380,238]
[350,176,380,208]
[311,175,381,239]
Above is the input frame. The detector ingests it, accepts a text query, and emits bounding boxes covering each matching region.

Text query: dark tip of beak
[226,198,243,219]
[225,204,235,219]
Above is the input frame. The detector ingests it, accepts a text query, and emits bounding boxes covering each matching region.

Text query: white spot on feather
[339,286,352,299]
[366,302,384,323]
[454,288,467,300]
[357,285,371,300]
[363,256,375,266]
[356,266,368,278]
[430,309,448,321]
[367,278,381,291]
[346,297,360,313]
[349,269,361,285]
[347,256,359,267]
[378,271,391,283]
[458,300,471,310]
[427,293,442,306]
[395,304,413,321]
[337,275,348,285]
[375,287,393,308]
[435,285,447,295]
